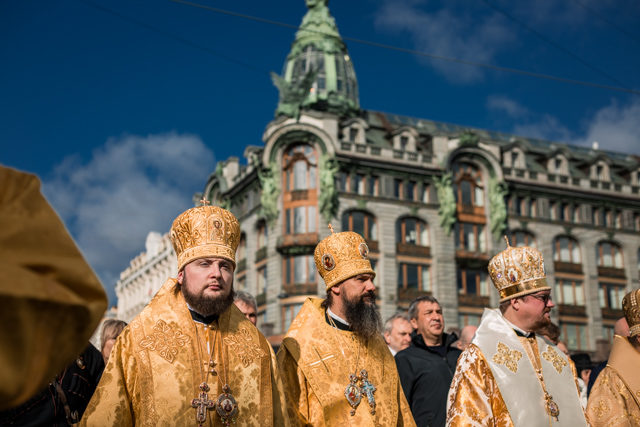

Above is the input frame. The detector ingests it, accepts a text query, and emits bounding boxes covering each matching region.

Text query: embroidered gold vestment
[277,298,416,427]
[0,167,108,409]
[446,308,587,426]
[587,335,640,426]
[81,279,287,426]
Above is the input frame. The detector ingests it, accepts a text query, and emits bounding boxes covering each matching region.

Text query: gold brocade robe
[587,335,640,426]
[446,309,586,427]
[81,279,287,426]
[277,298,416,427]
[0,167,107,409]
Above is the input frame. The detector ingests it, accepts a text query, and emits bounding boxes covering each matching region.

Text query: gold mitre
[488,236,550,302]
[314,225,375,291]
[170,202,240,271]
[622,289,640,337]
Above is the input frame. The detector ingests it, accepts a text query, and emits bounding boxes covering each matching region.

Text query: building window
[553,236,581,264]
[349,127,358,142]
[421,183,430,203]
[394,179,403,199]
[454,163,484,209]
[337,172,347,191]
[282,303,303,333]
[458,313,481,327]
[556,279,585,306]
[282,143,318,235]
[237,234,246,261]
[366,175,379,196]
[454,223,487,253]
[396,217,429,246]
[457,268,491,296]
[283,255,316,289]
[257,221,268,249]
[602,325,614,343]
[257,266,267,295]
[561,322,588,350]
[597,241,623,268]
[400,136,409,151]
[599,283,624,309]
[508,230,536,247]
[350,174,365,194]
[405,180,417,200]
[398,263,431,291]
[342,210,377,242]
[285,206,317,234]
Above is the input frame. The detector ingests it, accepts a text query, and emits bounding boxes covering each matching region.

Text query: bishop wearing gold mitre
[446,238,588,426]
[277,226,416,426]
[82,203,288,426]
[587,288,640,426]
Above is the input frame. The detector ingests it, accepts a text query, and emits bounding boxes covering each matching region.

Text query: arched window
[396,217,429,246]
[283,144,317,191]
[282,143,318,235]
[237,233,246,261]
[256,221,268,250]
[508,230,536,248]
[553,236,581,264]
[342,210,377,242]
[597,241,623,268]
[453,163,484,209]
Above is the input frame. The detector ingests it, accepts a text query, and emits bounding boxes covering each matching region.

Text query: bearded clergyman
[82,202,287,426]
[446,238,588,427]
[277,226,416,426]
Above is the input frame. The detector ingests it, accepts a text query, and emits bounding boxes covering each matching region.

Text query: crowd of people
[3,165,639,426]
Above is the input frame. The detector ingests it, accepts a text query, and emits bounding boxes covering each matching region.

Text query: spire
[271,0,359,119]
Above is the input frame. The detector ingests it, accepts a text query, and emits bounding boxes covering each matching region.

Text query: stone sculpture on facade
[318,153,340,222]
[435,172,456,235]
[488,175,508,240]
[257,159,281,226]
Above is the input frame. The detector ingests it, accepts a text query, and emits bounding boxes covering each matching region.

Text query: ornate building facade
[118,0,640,353]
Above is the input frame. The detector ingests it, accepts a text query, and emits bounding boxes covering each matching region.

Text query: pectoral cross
[359,369,377,415]
[192,382,215,426]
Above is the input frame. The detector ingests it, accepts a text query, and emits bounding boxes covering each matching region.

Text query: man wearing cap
[277,227,415,426]
[587,289,640,426]
[82,203,287,426]
[446,239,588,426]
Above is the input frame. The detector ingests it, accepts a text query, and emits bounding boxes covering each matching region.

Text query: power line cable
[480,0,629,89]
[77,0,269,76]
[569,0,640,45]
[170,0,640,96]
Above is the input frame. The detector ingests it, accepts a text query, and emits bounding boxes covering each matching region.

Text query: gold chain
[326,312,362,376]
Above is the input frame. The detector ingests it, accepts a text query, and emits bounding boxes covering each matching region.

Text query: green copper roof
[272,0,359,119]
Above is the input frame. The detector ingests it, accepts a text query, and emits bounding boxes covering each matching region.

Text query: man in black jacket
[395,295,461,427]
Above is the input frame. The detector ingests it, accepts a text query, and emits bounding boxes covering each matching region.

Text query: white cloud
[43,133,215,305]
[486,95,529,118]
[374,0,515,83]
[574,97,640,155]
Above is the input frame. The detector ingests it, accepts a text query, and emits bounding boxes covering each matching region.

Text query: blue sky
[2,0,639,306]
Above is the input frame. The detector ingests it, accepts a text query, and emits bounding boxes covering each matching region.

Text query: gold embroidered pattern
[139,320,190,363]
[592,399,610,419]
[223,327,266,368]
[492,342,522,373]
[542,345,567,374]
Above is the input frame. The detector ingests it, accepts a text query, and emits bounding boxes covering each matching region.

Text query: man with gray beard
[278,226,415,426]
[82,203,287,426]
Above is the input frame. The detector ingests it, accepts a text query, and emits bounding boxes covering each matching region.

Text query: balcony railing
[236,258,247,273]
[397,288,432,303]
[277,233,319,255]
[558,304,586,317]
[554,261,583,274]
[597,266,626,278]
[396,243,430,257]
[601,307,624,319]
[282,283,318,297]
[458,294,490,307]
[255,246,267,262]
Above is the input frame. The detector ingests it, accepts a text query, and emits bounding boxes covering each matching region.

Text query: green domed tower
[272,0,359,119]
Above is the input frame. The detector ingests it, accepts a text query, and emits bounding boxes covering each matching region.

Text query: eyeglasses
[527,293,552,305]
